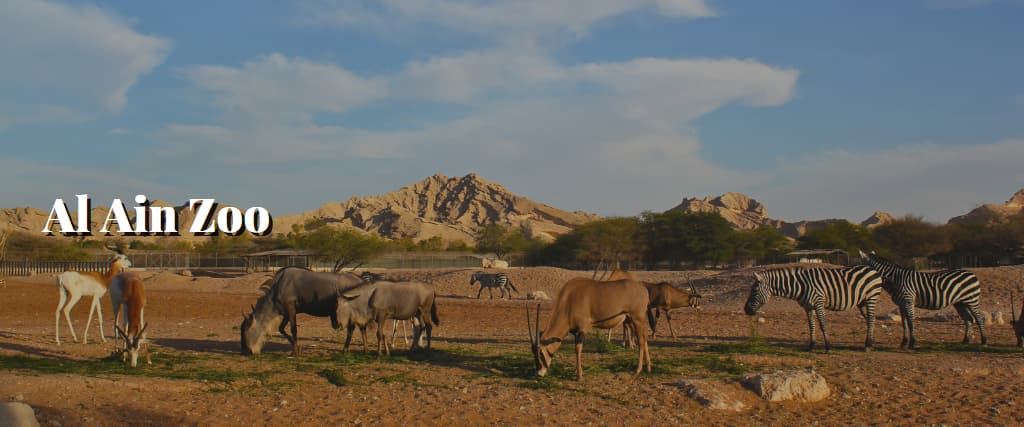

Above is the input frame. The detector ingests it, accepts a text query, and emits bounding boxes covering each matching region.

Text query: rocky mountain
[666,193,895,239]
[948,189,1024,224]
[273,173,599,244]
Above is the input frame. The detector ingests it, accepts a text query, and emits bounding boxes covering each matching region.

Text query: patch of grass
[318,369,348,386]
[518,374,562,391]
[702,338,805,357]
[585,334,629,354]
[0,352,270,384]
[206,333,218,338]
[376,371,417,384]
[918,342,1024,354]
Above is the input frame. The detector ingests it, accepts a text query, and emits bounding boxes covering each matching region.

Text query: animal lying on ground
[336,281,439,355]
[240,267,363,356]
[55,253,132,345]
[110,272,150,367]
[527,277,651,380]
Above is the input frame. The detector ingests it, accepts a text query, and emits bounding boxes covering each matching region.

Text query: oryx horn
[534,303,541,344]
[526,306,534,344]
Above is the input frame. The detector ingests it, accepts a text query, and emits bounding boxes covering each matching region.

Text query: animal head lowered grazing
[115,323,149,367]
[1012,290,1024,348]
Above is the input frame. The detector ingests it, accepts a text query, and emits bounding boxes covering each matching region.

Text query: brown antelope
[111,272,149,367]
[647,280,702,339]
[526,278,651,380]
[55,252,132,345]
[1012,291,1024,348]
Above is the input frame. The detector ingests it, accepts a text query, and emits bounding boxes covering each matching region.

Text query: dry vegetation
[1,265,1023,425]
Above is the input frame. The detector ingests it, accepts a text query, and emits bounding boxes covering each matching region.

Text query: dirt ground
[1,265,1023,426]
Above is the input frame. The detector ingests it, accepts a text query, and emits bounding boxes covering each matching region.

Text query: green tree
[872,215,951,262]
[290,219,388,272]
[47,241,92,262]
[798,221,875,256]
[734,225,793,265]
[640,211,735,268]
[573,217,641,272]
[473,224,538,259]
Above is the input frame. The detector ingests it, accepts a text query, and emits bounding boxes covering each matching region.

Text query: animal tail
[430,297,440,326]
[647,305,657,332]
[507,279,519,293]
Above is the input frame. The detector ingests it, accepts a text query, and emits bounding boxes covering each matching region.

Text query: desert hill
[949,189,1024,224]
[667,192,895,239]
[272,173,599,244]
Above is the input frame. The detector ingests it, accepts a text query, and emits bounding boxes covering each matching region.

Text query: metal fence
[0,260,108,276]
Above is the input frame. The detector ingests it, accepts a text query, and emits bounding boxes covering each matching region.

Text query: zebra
[859,251,986,349]
[469,271,518,300]
[0,278,5,288]
[359,271,386,283]
[744,265,884,352]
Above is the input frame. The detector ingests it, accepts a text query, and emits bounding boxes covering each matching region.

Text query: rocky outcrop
[742,369,830,403]
[274,173,599,244]
[949,189,1024,224]
[861,211,896,228]
[0,402,40,427]
[668,193,889,239]
[677,379,748,411]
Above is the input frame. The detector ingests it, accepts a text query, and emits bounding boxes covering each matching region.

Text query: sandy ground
[1,265,1023,426]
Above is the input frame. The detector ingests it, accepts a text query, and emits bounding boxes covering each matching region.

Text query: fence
[0,260,108,276]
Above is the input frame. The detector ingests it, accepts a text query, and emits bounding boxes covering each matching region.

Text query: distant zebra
[0,278,5,288]
[470,272,518,300]
[860,251,986,349]
[357,271,409,345]
[359,272,386,283]
[744,265,884,351]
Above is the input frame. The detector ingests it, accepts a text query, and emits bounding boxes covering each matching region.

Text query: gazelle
[55,252,132,345]
[111,272,150,367]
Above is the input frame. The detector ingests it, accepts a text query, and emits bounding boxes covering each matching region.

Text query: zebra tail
[507,279,519,293]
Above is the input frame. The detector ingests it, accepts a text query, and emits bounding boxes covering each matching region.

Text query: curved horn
[526,306,534,344]
[135,322,149,341]
[534,303,541,344]
[1013,293,1018,324]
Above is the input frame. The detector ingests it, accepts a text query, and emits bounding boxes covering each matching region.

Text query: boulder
[527,291,550,301]
[677,379,747,411]
[742,369,830,403]
[979,310,993,326]
[881,310,901,322]
[992,311,1005,325]
[0,402,40,427]
[179,270,193,277]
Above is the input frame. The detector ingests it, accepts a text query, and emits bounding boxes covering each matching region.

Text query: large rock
[527,291,550,301]
[0,402,40,427]
[677,379,747,411]
[742,369,830,403]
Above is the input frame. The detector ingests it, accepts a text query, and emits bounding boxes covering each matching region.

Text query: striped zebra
[744,265,884,351]
[860,251,986,349]
[359,271,386,283]
[0,278,5,288]
[470,271,518,300]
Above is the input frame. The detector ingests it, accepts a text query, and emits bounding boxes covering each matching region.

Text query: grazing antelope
[647,281,702,339]
[55,253,132,345]
[111,272,150,367]
[526,278,651,380]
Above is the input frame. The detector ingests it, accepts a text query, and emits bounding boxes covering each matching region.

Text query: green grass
[376,371,417,385]
[318,369,348,386]
[702,338,807,357]
[916,342,1024,354]
[0,352,271,384]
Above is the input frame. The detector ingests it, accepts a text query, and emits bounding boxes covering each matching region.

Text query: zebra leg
[954,303,973,344]
[815,307,831,353]
[859,301,876,351]
[967,304,987,345]
[904,304,918,350]
[476,286,483,299]
[488,287,495,300]
[805,310,817,351]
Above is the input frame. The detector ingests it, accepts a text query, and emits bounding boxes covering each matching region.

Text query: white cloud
[756,139,1024,222]
[182,54,386,124]
[302,0,715,39]
[0,0,171,128]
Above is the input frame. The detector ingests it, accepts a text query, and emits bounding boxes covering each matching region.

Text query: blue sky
[1,0,1022,224]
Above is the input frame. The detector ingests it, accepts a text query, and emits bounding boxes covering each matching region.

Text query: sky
[1,0,1023,224]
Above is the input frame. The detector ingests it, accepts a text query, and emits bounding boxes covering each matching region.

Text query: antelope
[55,252,132,345]
[646,280,702,339]
[526,278,651,380]
[111,272,150,367]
